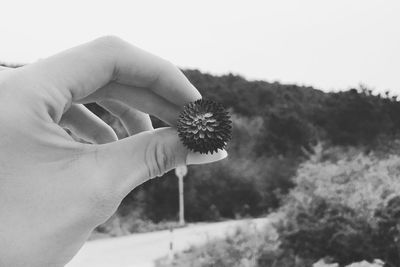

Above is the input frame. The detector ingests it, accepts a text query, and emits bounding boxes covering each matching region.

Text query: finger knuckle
[144,137,175,178]
[148,60,180,90]
[163,60,180,76]
[115,105,131,121]
[95,35,124,48]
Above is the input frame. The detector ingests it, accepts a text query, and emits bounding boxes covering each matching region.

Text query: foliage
[313,88,400,146]
[155,221,279,267]
[275,149,400,266]
[373,196,400,266]
[290,151,400,218]
[277,198,377,265]
[164,150,400,267]
[260,108,316,156]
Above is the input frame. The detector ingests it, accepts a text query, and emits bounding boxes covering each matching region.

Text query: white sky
[1,0,399,93]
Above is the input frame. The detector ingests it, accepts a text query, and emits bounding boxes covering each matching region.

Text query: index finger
[20,36,201,113]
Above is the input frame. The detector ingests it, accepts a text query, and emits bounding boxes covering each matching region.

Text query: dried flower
[177,99,232,154]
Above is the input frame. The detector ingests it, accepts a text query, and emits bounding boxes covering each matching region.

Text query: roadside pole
[175,166,188,226]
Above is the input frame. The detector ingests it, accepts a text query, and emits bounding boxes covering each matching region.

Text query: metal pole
[175,166,187,226]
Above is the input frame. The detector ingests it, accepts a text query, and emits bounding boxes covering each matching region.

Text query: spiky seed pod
[177,99,232,154]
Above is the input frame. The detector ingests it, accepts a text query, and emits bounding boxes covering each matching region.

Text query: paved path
[66,218,269,267]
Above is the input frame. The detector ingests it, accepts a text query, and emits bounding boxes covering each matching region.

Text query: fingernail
[186,149,228,165]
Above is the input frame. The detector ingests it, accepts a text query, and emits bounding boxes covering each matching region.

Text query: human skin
[0,36,227,267]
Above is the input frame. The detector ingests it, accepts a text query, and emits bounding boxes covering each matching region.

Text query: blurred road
[66,218,269,267]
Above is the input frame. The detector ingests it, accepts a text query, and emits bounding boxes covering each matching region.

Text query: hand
[0,36,227,267]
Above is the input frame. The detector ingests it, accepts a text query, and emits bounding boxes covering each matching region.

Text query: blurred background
[2,1,400,266]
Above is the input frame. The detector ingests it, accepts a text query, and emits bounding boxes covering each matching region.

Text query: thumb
[94,127,228,194]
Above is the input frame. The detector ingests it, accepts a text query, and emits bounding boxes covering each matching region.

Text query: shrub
[372,196,400,266]
[277,198,377,265]
[155,222,279,267]
[291,150,400,218]
[275,148,400,266]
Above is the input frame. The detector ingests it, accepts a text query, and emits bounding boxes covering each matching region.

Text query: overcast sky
[1,0,399,93]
